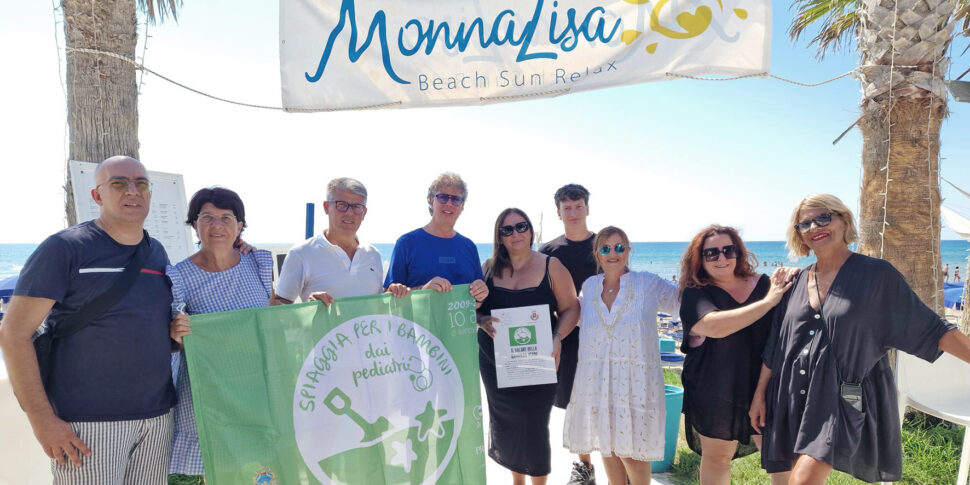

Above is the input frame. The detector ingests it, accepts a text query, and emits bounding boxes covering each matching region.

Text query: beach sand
[0,377,52,485]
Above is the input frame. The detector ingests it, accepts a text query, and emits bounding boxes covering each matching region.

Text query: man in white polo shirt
[272,177,407,305]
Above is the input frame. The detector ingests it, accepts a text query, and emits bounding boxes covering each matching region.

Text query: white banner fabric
[280,0,771,110]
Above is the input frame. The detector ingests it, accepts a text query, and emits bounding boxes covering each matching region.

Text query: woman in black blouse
[678,225,795,485]
[751,193,970,484]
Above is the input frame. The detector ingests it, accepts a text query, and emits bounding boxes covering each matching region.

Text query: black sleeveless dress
[478,256,559,476]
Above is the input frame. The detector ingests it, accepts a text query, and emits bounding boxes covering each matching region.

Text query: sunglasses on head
[793,212,836,233]
[434,193,465,205]
[702,244,739,262]
[598,243,626,255]
[498,221,530,237]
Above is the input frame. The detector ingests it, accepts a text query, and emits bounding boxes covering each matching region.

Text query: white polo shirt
[276,234,384,302]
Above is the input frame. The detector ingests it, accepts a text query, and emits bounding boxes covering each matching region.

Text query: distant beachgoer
[538,183,597,484]
[477,208,579,485]
[750,193,970,484]
[943,263,949,283]
[677,225,796,485]
[0,156,175,483]
[272,177,408,305]
[384,172,488,303]
[166,187,273,477]
[563,226,679,485]
[956,266,961,282]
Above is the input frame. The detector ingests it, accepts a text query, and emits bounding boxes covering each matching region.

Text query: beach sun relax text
[304,0,621,85]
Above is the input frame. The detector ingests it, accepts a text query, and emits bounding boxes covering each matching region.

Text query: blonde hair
[593,226,631,273]
[786,193,859,259]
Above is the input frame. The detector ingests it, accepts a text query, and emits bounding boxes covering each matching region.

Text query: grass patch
[662,368,964,484]
[168,474,203,485]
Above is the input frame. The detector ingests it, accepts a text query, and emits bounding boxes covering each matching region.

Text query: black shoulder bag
[33,231,151,386]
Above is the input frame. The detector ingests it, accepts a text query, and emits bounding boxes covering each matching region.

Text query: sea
[2,240,969,282]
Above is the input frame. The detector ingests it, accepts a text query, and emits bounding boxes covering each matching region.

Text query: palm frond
[789,0,861,59]
[138,0,183,24]
[955,0,970,38]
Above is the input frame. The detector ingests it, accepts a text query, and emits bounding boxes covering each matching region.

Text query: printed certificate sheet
[491,304,557,388]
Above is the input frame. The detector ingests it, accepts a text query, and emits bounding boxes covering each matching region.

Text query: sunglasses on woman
[701,244,739,262]
[793,212,836,233]
[598,243,626,255]
[498,221,531,237]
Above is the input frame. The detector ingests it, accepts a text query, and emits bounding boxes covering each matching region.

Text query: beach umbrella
[944,283,965,310]
[0,275,17,292]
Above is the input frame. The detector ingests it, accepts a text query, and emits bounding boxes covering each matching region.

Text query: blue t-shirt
[14,221,176,422]
[383,228,484,288]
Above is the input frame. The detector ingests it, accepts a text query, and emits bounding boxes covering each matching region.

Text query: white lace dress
[563,271,680,461]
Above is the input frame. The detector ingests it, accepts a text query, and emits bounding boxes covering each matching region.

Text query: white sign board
[490,304,558,388]
[69,160,194,264]
[280,0,770,110]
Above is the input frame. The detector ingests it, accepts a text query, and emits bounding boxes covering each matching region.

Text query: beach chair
[895,351,970,485]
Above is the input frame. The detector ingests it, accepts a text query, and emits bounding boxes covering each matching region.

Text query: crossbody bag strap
[52,230,152,339]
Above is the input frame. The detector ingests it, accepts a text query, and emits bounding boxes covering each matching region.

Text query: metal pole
[305,203,314,239]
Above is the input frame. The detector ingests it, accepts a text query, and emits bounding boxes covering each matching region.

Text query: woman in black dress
[678,225,795,485]
[476,208,580,485]
[750,193,970,484]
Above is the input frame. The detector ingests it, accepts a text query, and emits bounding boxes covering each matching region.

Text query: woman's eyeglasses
[328,200,366,215]
[434,193,465,206]
[793,212,836,233]
[598,243,626,255]
[498,221,530,237]
[198,213,238,226]
[702,244,739,262]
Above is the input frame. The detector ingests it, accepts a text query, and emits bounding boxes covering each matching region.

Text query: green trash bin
[651,384,684,472]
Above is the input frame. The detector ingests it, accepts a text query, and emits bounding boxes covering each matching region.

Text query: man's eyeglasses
[434,193,464,206]
[198,213,238,226]
[793,212,836,233]
[329,200,367,215]
[97,177,152,194]
[598,244,626,255]
[702,244,739,262]
[498,221,530,237]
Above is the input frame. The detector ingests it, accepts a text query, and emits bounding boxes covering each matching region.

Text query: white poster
[69,160,194,264]
[280,0,770,110]
[491,304,557,388]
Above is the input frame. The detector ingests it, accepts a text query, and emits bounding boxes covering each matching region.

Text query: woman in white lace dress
[563,226,679,485]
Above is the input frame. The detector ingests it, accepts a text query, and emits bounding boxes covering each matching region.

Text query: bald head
[95,156,145,185]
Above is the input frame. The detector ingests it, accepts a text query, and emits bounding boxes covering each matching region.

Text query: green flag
[184,285,486,485]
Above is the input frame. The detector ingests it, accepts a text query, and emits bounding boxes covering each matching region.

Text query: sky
[1,1,969,245]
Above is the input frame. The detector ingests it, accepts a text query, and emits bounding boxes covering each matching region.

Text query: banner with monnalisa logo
[279,0,769,110]
[184,287,484,485]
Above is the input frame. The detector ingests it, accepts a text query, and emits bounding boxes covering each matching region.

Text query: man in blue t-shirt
[0,156,176,484]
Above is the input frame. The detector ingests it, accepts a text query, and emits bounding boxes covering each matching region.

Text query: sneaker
[567,461,596,485]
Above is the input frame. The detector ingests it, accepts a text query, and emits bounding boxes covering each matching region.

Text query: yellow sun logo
[620,0,748,54]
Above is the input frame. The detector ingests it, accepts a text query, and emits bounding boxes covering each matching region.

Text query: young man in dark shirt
[539,184,597,485]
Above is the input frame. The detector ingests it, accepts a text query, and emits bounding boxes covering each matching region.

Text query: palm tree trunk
[857,97,946,315]
[62,0,140,225]
[855,0,956,319]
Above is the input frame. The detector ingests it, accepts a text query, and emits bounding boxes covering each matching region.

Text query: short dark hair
[553,184,590,207]
[186,187,248,234]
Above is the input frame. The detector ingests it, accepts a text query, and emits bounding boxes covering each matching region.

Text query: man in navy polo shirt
[0,156,175,484]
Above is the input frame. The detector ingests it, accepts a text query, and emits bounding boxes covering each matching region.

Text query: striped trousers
[51,411,173,485]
